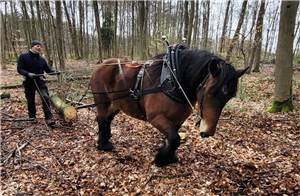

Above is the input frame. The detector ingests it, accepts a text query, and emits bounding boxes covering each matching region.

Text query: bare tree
[78,0,84,57]
[55,1,65,70]
[252,0,266,72]
[92,1,103,61]
[187,1,195,47]
[35,1,51,62]
[183,1,189,40]
[202,0,210,48]
[268,0,299,112]
[63,1,80,59]
[20,2,31,46]
[226,0,248,61]
[219,0,231,53]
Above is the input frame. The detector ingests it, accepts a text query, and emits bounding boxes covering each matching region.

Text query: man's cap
[31,40,43,48]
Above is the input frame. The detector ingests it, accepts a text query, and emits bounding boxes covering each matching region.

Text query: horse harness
[130,44,188,102]
[90,44,210,119]
[129,44,210,119]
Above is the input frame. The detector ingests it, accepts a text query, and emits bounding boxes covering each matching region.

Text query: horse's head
[197,60,249,138]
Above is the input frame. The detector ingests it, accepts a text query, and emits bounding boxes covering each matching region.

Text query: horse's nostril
[200,132,210,138]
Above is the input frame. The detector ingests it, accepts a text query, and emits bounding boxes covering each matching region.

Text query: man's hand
[27,73,38,78]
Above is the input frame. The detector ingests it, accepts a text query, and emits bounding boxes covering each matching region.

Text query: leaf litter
[1,63,299,195]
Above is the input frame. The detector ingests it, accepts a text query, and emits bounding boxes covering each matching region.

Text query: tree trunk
[219,0,231,53]
[264,5,279,61]
[55,1,65,70]
[36,1,51,62]
[63,1,80,59]
[20,2,31,47]
[202,0,210,48]
[183,1,189,40]
[192,0,199,48]
[138,1,148,59]
[247,1,259,73]
[226,0,248,61]
[252,1,266,72]
[29,1,37,39]
[79,1,84,58]
[114,1,118,56]
[50,94,77,122]
[268,1,299,112]
[93,1,103,61]
[187,0,195,47]
[131,2,135,59]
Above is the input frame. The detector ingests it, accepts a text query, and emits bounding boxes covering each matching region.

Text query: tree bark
[202,0,210,48]
[114,1,118,56]
[226,0,248,61]
[36,1,51,62]
[183,1,189,40]
[78,1,84,58]
[93,1,103,61]
[219,0,231,53]
[55,1,65,70]
[29,1,37,40]
[50,94,77,122]
[192,0,199,48]
[20,2,31,47]
[63,1,80,59]
[252,1,266,72]
[138,1,148,59]
[270,0,299,112]
[187,0,195,47]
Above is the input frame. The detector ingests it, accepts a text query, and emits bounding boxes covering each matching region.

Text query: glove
[27,73,37,78]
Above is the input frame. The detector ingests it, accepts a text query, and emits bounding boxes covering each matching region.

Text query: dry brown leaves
[1,63,299,195]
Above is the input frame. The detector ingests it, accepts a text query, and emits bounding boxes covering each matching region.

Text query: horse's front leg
[155,126,181,167]
[97,117,114,151]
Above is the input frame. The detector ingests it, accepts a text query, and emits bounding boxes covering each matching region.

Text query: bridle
[196,74,210,119]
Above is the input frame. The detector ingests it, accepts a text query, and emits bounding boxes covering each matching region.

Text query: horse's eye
[222,85,228,95]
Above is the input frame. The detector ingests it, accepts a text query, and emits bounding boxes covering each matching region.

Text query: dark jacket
[17,50,54,79]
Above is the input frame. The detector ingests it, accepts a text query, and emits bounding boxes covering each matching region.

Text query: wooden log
[0,92,10,99]
[50,94,77,122]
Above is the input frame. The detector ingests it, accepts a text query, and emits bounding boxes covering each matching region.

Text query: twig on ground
[1,118,35,122]
[1,141,30,165]
[1,111,14,118]
[144,172,192,186]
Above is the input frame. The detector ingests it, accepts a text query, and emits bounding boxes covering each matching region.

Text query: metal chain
[33,78,52,112]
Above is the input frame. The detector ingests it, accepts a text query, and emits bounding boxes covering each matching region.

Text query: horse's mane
[150,49,238,98]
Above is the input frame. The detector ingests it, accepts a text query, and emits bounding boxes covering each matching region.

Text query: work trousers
[23,79,52,120]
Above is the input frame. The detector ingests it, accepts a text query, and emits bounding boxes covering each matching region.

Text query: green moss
[267,99,294,113]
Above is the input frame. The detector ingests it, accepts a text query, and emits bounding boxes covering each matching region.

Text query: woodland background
[1,0,300,69]
[1,0,300,195]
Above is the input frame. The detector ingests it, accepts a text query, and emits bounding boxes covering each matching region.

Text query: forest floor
[1,60,300,195]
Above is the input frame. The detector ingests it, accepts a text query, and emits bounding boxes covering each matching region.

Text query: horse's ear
[236,66,250,78]
[209,60,221,77]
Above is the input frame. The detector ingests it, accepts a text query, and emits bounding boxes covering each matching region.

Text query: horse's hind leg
[95,100,119,151]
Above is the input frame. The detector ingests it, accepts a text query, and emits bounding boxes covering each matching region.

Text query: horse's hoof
[97,142,114,151]
[154,154,178,167]
[200,132,210,138]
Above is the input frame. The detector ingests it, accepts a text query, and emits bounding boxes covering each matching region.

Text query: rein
[196,74,210,119]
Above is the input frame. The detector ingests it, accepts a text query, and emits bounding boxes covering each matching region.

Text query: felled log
[50,94,77,122]
[0,92,10,99]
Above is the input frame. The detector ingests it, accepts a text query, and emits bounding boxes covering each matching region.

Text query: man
[17,40,59,127]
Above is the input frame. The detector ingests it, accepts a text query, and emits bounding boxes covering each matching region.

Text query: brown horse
[90,49,248,167]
